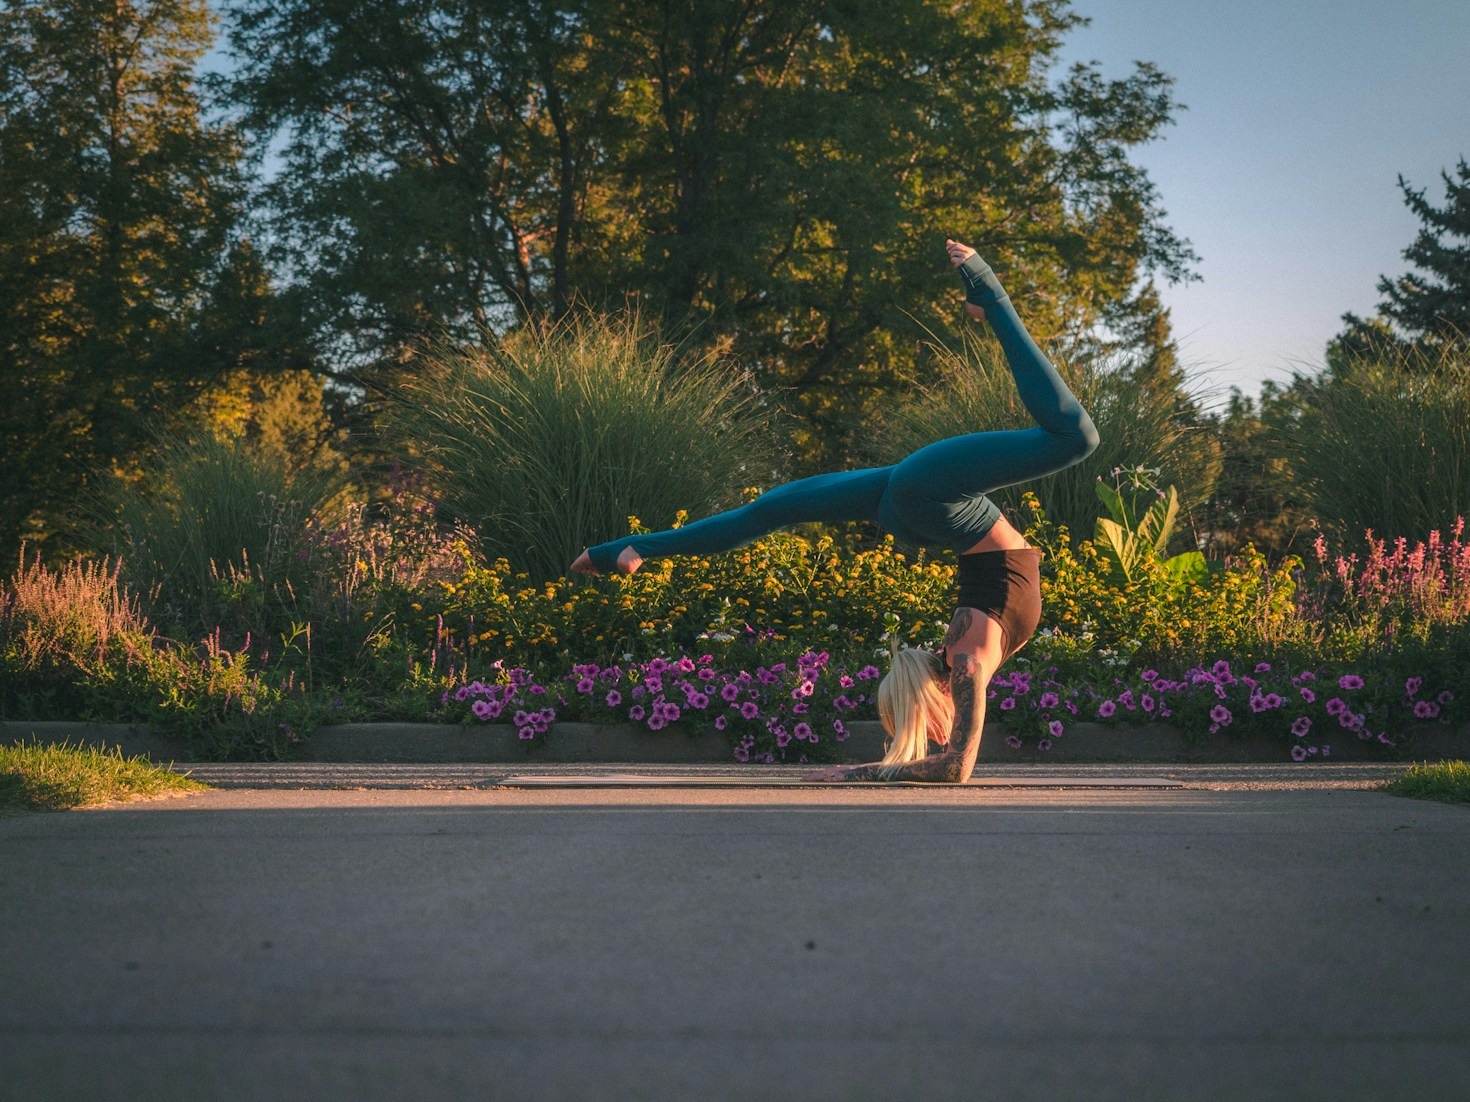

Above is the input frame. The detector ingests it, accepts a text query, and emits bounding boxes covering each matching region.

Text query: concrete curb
[3,718,1464,764]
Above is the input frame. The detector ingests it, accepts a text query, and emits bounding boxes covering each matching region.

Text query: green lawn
[0,742,208,814]
[1381,761,1470,806]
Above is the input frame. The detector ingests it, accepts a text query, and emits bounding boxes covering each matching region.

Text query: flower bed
[440,651,1461,765]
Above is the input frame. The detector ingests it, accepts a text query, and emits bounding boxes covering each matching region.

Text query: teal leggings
[586,255,1099,571]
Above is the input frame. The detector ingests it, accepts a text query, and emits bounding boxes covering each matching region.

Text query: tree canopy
[222,0,1196,459]
[0,0,256,551]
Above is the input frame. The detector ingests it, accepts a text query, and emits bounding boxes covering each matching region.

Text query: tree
[1197,382,1312,559]
[1331,157,1470,365]
[0,0,259,554]
[222,0,1196,462]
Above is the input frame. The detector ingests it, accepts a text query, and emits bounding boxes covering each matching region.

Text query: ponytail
[876,647,953,777]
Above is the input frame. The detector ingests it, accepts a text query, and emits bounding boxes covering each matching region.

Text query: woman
[571,240,1099,782]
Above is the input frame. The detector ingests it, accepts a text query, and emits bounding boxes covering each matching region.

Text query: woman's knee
[1074,410,1101,459]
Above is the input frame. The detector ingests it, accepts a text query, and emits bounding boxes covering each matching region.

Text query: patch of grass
[0,741,208,814]
[1381,760,1470,806]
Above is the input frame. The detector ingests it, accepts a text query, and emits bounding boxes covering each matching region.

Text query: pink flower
[1037,739,1053,751]
[604,690,622,708]
[740,702,759,719]
[1210,704,1232,726]
[1098,700,1116,718]
[1300,687,1316,703]
[1255,662,1272,673]
[1039,692,1059,709]
[794,722,814,741]
[1048,720,1064,737]
[1291,716,1311,737]
[999,697,1016,711]
[472,699,493,719]
[1005,735,1023,749]
[1141,694,1156,713]
[1338,674,1364,690]
[721,683,741,702]
[714,715,728,731]
[1290,744,1308,762]
[1142,669,1159,681]
[628,705,646,721]
[1404,677,1423,697]
[1325,697,1346,717]
[1439,690,1455,705]
[576,677,594,693]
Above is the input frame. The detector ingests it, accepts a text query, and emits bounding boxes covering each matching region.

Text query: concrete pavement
[2,771,1468,1101]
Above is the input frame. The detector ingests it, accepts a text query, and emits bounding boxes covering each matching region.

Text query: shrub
[98,431,345,631]
[435,521,956,671]
[388,311,786,584]
[1283,344,1470,544]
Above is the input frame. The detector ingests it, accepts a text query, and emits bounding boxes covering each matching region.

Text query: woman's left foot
[945,239,987,320]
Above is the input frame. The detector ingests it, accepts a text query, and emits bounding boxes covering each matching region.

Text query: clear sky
[1057,0,1470,402]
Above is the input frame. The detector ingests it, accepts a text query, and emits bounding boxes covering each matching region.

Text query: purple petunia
[714,715,728,731]
[1338,674,1364,690]
[1005,735,1023,749]
[628,705,646,721]
[1404,676,1423,697]
[1255,662,1272,673]
[1142,669,1159,682]
[999,697,1016,711]
[794,722,814,741]
[1290,744,1308,762]
[1039,692,1059,709]
[1291,716,1312,737]
[1414,700,1440,719]
[1210,704,1232,726]
[1037,739,1053,751]
[721,683,741,702]
[1325,697,1346,717]
[604,690,622,708]
[1049,720,1065,737]
[740,701,759,720]
[1300,687,1316,703]
[1098,700,1117,718]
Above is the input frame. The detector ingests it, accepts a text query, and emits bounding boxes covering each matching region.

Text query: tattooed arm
[808,607,1004,784]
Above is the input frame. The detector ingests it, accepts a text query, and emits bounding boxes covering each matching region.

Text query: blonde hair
[876,647,953,776]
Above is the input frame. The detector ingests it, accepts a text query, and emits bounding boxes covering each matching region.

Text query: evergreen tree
[0,0,255,554]
[1380,159,1470,346]
[1331,157,1470,366]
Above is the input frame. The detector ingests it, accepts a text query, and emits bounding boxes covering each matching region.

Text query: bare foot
[570,549,598,575]
[615,545,643,574]
[944,239,987,321]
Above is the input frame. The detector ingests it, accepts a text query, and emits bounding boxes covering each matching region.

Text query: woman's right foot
[569,545,644,576]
